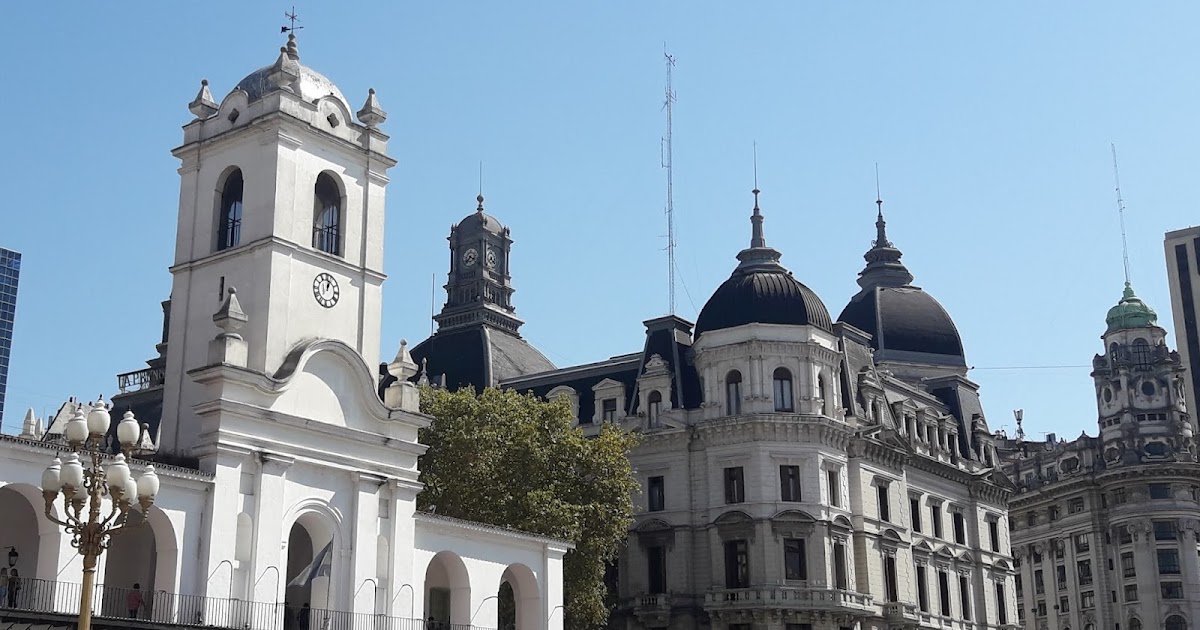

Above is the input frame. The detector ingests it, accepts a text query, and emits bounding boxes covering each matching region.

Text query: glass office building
[0,248,19,426]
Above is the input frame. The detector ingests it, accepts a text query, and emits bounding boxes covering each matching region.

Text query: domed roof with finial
[837,197,966,364]
[695,188,832,336]
[1105,282,1158,334]
[233,33,350,109]
[454,194,507,235]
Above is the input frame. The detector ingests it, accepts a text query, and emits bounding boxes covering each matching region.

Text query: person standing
[7,569,19,608]
[126,583,144,618]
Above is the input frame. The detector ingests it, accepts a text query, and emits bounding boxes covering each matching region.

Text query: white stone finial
[213,287,248,338]
[388,339,419,380]
[417,357,430,387]
[188,79,219,119]
[19,408,37,438]
[268,45,300,92]
[357,88,387,128]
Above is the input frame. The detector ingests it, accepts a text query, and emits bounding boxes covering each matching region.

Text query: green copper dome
[1105,282,1158,333]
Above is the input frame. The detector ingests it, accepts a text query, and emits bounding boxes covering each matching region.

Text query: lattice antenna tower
[661,48,678,315]
[1111,143,1132,286]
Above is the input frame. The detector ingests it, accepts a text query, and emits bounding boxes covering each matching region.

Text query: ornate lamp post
[39,398,159,630]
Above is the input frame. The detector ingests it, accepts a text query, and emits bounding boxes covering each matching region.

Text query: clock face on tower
[485,249,498,269]
[462,248,478,267]
[313,272,340,308]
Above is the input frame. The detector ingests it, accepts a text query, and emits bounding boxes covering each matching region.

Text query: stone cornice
[0,434,214,483]
[691,415,854,450]
[414,511,574,551]
[1008,462,1200,509]
[168,235,387,282]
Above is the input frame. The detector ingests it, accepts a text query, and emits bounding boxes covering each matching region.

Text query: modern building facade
[415,194,1019,629]
[0,247,20,426]
[998,282,1200,630]
[1165,226,1200,429]
[0,33,569,630]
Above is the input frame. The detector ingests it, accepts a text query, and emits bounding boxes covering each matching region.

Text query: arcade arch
[423,551,470,625]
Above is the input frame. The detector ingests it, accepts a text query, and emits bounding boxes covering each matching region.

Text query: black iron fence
[0,578,485,630]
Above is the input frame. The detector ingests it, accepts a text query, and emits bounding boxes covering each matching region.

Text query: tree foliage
[418,386,639,630]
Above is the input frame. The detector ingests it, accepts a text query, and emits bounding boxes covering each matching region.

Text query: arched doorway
[102,510,157,618]
[498,564,539,630]
[423,551,470,625]
[284,511,336,630]
[0,483,58,608]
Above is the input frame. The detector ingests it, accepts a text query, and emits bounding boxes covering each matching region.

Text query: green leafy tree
[418,386,639,630]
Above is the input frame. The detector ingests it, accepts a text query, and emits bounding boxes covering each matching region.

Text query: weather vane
[282,6,303,34]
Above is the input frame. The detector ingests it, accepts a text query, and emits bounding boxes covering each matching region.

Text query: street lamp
[39,397,159,630]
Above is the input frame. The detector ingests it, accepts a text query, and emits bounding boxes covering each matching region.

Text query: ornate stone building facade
[416,191,1019,629]
[998,283,1200,630]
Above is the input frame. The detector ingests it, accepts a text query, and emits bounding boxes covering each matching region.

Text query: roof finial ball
[476,194,485,212]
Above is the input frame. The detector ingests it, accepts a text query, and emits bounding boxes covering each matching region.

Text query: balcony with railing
[631,593,672,628]
[703,586,873,615]
[0,578,488,630]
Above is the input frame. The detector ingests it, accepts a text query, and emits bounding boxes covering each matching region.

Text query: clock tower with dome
[158,33,396,455]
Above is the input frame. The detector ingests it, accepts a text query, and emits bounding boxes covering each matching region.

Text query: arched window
[217,169,243,251]
[313,173,342,256]
[725,371,742,415]
[773,367,794,412]
[1166,616,1187,630]
[1131,338,1152,368]
[1128,619,1143,630]
[648,390,662,425]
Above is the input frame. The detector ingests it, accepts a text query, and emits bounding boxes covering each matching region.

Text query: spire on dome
[734,185,784,274]
[856,175,914,289]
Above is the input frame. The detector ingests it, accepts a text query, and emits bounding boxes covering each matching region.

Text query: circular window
[1103,387,1113,403]
[1141,381,1156,397]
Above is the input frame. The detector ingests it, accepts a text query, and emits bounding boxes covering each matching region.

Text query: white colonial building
[0,33,567,630]
[413,189,1020,630]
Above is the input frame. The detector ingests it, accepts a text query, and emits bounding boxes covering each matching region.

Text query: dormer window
[217,169,244,251]
[773,367,794,412]
[647,390,662,425]
[313,173,342,256]
[725,370,742,415]
[602,398,617,422]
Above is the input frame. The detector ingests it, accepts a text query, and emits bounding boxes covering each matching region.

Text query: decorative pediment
[714,510,756,541]
[635,518,676,549]
[912,540,935,556]
[771,510,816,539]
[592,378,624,392]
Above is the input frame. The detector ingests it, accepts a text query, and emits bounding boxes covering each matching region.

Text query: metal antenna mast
[1111,143,1132,285]
[661,48,678,315]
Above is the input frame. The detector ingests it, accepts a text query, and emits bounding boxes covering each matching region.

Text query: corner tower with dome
[502,190,1018,630]
[998,279,1200,630]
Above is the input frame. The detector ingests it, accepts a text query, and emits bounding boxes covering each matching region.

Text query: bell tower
[433,195,522,335]
[158,34,396,455]
[1092,283,1194,465]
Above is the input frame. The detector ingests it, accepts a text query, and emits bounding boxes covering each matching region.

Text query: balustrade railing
[0,578,485,630]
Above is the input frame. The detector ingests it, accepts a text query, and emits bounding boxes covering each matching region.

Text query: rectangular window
[1077,559,1092,586]
[784,539,807,581]
[1059,595,1070,613]
[1035,600,1047,617]
[1015,574,1023,598]
[1026,511,1036,527]
[1119,525,1133,545]
[827,469,840,507]
[833,542,848,589]
[1056,565,1067,590]
[724,540,749,588]
[1162,581,1184,599]
[1158,548,1181,575]
[877,484,891,522]
[780,465,801,502]
[1054,544,1064,561]
[932,504,943,538]
[602,398,617,422]
[1080,591,1094,609]
[938,570,951,616]
[988,518,1000,551]
[1048,506,1059,522]
[1034,569,1044,594]
[647,546,667,594]
[911,497,922,532]
[1069,497,1085,513]
[958,575,971,621]
[1154,519,1179,540]
[916,564,929,612]
[952,511,966,544]
[873,554,894,602]
[1150,483,1171,499]
[1074,533,1090,552]
[1121,552,1135,577]
[995,583,1007,625]
[648,476,665,512]
[1113,487,1127,504]
[1124,584,1138,601]
[724,467,745,504]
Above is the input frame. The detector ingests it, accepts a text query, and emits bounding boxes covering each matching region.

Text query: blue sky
[1,2,1196,438]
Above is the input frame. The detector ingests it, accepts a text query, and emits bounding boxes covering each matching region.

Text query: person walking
[0,568,9,608]
[126,583,144,618]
